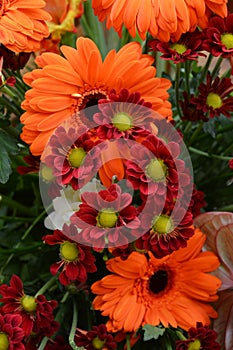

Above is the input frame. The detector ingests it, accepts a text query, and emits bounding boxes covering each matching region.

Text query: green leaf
[203,118,216,138]
[142,324,166,341]
[0,129,19,184]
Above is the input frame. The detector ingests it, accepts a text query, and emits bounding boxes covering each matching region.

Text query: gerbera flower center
[67,147,86,168]
[221,33,233,50]
[112,112,132,131]
[146,159,167,182]
[0,332,9,350]
[206,92,223,109]
[149,269,168,294]
[171,43,187,54]
[97,209,118,228]
[187,339,201,350]
[20,295,37,313]
[92,337,106,349]
[152,215,173,234]
[60,241,79,262]
[41,165,54,182]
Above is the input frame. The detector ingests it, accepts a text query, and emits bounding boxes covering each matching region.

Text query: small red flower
[125,134,191,203]
[0,313,25,350]
[229,158,233,169]
[43,225,97,286]
[93,88,153,140]
[188,185,206,218]
[137,201,194,258]
[44,336,72,350]
[75,324,117,350]
[180,92,208,122]
[191,74,233,118]
[176,322,220,350]
[17,155,40,175]
[0,275,58,337]
[45,125,102,190]
[149,30,204,63]
[71,183,140,249]
[203,14,233,58]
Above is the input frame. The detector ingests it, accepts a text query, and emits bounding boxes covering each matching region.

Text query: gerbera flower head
[44,125,102,190]
[176,322,220,350]
[93,88,154,140]
[149,30,204,64]
[203,14,233,58]
[0,275,58,337]
[0,313,25,350]
[92,0,227,42]
[20,37,172,156]
[43,224,97,286]
[71,183,140,250]
[75,324,117,350]
[191,74,233,118]
[0,0,51,53]
[92,229,221,333]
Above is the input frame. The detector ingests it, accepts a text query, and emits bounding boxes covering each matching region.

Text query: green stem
[175,63,182,118]
[37,337,49,350]
[198,54,213,86]
[69,300,84,350]
[211,56,223,78]
[189,146,232,161]
[188,121,203,145]
[34,275,57,297]
[0,195,35,216]
[184,60,191,97]
[126,334,131,350]
[175,330,187,340]
[218,204,233,211]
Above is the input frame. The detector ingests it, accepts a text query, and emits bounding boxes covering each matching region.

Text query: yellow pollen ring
[206,92,223,109]
[92,337,106,349]
[21,295,37,313]
[188,339,201,350]
[60,241,79,262]
[97,209,118,228]
[152,215,173,234]
[171,43,187,54]
[67,147,86,168]
[221,33,233,50]
[0,333,9,350]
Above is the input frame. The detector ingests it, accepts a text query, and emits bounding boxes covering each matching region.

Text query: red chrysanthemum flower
[75,324,117,350]
[191,74,233,118]
[176,322,220,350]
[0,313,25,350]
[44,336,72,350]
[137,201,194,258]
[149,30,204,63]
[180,92,208,122]
[203,14,233,58]
[44,125,102,190]
[43,224,97,286]
[0,275,58,337]
[93,88,154,140]
[229,158,233,169]
[188,185,206,218]
[71,183,140,249]
[125,134,191,202]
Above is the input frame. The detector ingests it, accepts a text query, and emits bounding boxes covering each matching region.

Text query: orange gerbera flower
[0,0,51,53]
[20,37,172,156]
[91,228,221,333]
[92,0,227,42]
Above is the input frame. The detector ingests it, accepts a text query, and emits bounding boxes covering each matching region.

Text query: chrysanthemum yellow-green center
[206,92,223,109]
[152,215,173,234]
[21,295,37,313]
[146,159,167,182]
[188,339,201,350]
[97,209,118,228]
[112,112,132,131]
[68,147,86,168]
[41,165,54,182]
[221,33,233,49]
[171,43,187,54]
[60,241,79,262]
[0,333,9,350]
[92,337,106,349]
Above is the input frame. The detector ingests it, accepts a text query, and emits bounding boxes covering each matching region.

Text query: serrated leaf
[0,129,19,183]
[142,324,165,341]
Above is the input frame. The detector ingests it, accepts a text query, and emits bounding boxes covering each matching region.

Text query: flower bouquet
[0,0,233,349]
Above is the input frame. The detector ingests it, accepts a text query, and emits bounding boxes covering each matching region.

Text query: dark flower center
[149,270,168,294]
[78,90,108,110]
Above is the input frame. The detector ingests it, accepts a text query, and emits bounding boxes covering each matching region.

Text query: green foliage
[0,129,19,183]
